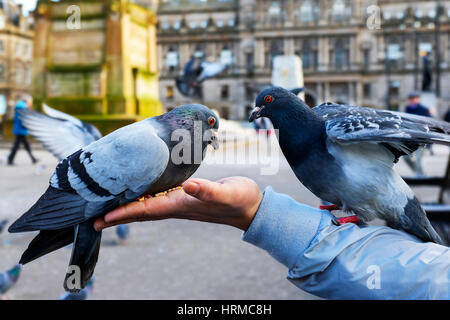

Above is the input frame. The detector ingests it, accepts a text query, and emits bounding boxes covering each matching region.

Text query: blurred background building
[30,0,161,135]
[157,0,450,119]
[0,0,33,118]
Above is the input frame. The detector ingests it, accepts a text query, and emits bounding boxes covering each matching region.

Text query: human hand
[94,177,263,232]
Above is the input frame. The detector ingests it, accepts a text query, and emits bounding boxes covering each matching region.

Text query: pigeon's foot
[336,215,361,225]
[319,204,339,211]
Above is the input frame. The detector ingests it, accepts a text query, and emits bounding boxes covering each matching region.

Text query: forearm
[242,187,450,300]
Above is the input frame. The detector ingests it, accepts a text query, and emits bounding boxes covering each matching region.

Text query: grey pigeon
[250,87,449,244]
[0,264,22,294]
[20,105,129,244]
[59,276,94,300]
[9,104,219,292]
[19,104,102,160]
[0,219,8,234]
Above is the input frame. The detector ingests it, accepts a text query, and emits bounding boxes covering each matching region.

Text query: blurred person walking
[0,95,6,139]
[403,91,432,176]
[7,96,37,166]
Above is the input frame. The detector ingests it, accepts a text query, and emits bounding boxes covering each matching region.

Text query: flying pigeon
[19,104,102,160]
[0,264,22,295]
[249,87,449,244]
[59,276,95,300]
[9,104,220,292]
[0,219,8,234]
[176,57,227,98]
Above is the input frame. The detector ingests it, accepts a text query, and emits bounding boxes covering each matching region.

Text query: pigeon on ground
[9,104,219,292]
[116,224,130,245]
[19,104,102,160]
[20,105,129,243]
[249,87,449,244]
[0,219,8,234]
[0,264,22,295]
[59,276,95,300]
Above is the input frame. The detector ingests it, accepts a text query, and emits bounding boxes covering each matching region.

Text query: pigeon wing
[9,121,170,232]
[19,106,101,160]
[315,103,450,160]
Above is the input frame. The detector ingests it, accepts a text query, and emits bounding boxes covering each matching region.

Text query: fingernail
[183,181,200,195]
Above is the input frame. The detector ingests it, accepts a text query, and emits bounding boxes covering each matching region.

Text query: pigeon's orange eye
[264,95,274,104]
[208,117,216,126]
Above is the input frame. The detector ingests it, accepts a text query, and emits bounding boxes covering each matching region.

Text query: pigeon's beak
[249,106,264,122]
[209,131,219,150]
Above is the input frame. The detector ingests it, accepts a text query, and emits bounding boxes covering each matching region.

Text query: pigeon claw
[336,216,361,225]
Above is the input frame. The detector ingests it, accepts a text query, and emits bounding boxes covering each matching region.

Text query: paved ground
[0,138,447,300]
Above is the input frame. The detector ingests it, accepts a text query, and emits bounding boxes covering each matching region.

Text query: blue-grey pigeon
[249,87,448,244]
[9,104,219,292]
[20,105,130,244]
[0,264,22,295]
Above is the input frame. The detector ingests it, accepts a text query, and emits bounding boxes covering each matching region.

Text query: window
[15,43,20,56]
[331,0,351,22]
[363,83,371,99]
[296,0,319,23]
[200,20,207,28]
[189,21,197,29]
[0,40,4,53]
[331,38,349,69]
[173,21,181,29]
[220,47,233,66]
[266,0,286,24]
[25,66,31,85]
[363,49,370,67]
[0,15,5,29]
[220,85,229,100]
[193,45,205,58]
[16,66,22,84]
[217,20,224,28]
[228,19,235,27]
[265,39,284,68]
[23,43,30,58]
[0,64,5,82]
[166,48,179,71]
[388,81,400,98]
[162,21,170,30]
[166,86,174,101]
[387,43,401,60]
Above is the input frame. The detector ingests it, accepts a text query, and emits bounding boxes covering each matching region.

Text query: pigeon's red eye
[208,117,216,126]
[264,95,274,103]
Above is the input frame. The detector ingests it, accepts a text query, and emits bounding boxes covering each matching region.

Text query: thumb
[182,179,224,203]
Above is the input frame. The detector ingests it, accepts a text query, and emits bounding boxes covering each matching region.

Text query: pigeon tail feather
[20,227,75,265]
[8,186,88,233]
[64,220,101,293]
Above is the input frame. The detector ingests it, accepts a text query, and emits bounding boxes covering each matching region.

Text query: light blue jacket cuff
[242,186,323,268]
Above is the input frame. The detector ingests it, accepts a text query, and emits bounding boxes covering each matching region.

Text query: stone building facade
[31,0,161,135]
[157,0,450,119]
[0,0,34,115]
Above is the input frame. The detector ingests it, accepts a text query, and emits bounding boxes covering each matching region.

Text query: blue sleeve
[242,187,450,300]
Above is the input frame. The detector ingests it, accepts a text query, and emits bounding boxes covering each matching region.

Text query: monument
[32,0,162,135]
